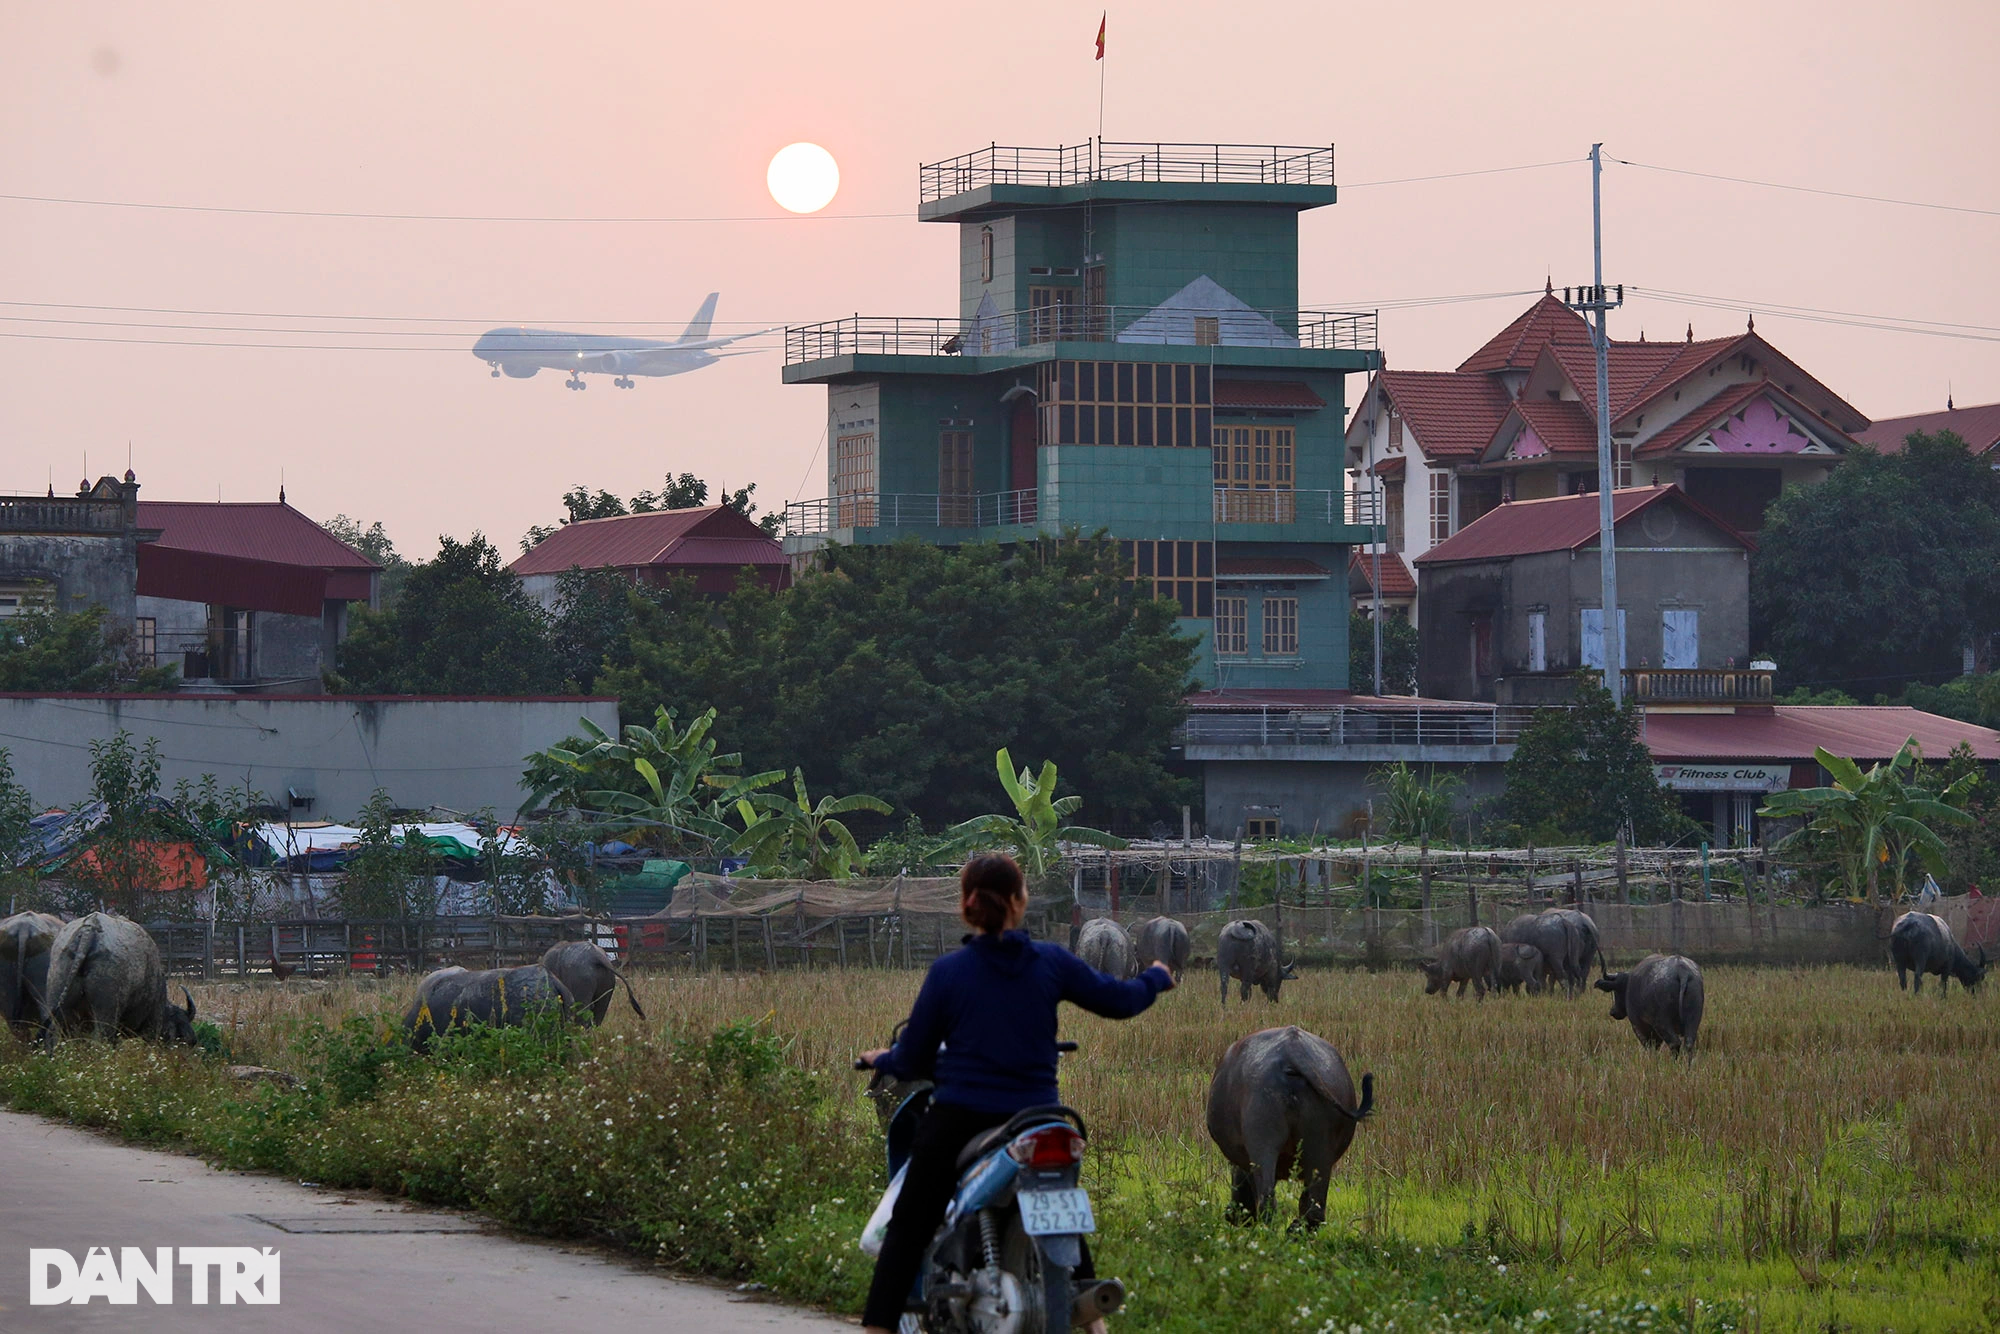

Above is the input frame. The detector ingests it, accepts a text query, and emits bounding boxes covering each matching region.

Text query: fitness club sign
[29,1247,280,1305]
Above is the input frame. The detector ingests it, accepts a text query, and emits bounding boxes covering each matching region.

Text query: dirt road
[0,1108,849,1332]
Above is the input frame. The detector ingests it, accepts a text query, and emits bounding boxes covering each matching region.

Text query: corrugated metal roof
[659,535,788,567]
[1644,707,2000,763]
[1414,485,1754,565]
[137,501,378,570]
[1855,400,2000,456]
[510,506,778,575]
[1214,379,1326,411]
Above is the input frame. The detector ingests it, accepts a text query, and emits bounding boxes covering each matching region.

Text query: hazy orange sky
[4,2,1995,558]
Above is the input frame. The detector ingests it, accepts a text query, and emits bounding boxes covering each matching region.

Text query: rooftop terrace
[918,140,1338,218]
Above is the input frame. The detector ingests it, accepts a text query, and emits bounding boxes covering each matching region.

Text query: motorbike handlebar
[856,1040,1078,1071]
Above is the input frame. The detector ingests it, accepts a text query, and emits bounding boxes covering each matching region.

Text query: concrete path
[0,1108,851,1332]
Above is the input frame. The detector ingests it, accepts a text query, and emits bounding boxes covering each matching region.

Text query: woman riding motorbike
[857,851,1174,1333]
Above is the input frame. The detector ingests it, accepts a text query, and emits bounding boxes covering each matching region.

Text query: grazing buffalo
[1889,912,1989,996]
[1540,908,1602,995]
[1420,926,1501,1000]
[1,911,62,1039]
[1206,1025,1374,1228]
[1595,954,1704,1057]
[1133,916,1191,982]
[1076,918,1137,979]
[41,913,198,1047]
[1217,919,1294,1004]
[1496,942,1546,995]
[402,964,576,1047]
[1501,913,1570,993]
[539,941,647,1026]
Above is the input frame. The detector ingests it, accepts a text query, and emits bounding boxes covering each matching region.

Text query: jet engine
[501,363,540,378]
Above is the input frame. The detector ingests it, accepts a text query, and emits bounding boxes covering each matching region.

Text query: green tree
[522,474,778,550]
[1930,742,2000,895]
[1500,676,1690,845]
[0,605,177,692]
[0,748,40,904]
[1348,611,1418,695]
[1753,432,2000,694]
[330,533,558,694]
[68,732,167,915]
[335,790,442,919]
[1899,673,2000,729]
[1371,761,1463,842]
[547,571,667,693]
[942,749,1127,884]
[322,514,413,606]
[726,769,891,881]
[1760,740,1974,903]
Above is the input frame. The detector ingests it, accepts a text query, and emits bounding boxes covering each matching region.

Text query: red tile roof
[1545,337,1739,420]
[1217,556,1332,579]
[1644,707,2000,763]
[1378,370,1515,458]
[137,501,378,570]
[1457,294,1593,373]
[1214,379,1326,411]
[1414,484,1754,565]
[1347,551,1417,598]
[1506,398,1600,456]
[1368,456,1406,477]
[510,506,779,576]
[1855,401,2000,456]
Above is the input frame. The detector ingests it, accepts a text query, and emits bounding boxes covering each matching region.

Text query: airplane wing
[670,326,780,353]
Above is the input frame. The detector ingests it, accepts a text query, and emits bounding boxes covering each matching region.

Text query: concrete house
[780,138,1380,691]
[1414,485,1756,704]
[0,474,145,627]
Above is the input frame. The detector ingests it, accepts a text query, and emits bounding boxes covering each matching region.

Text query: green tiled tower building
[781,140,1380,690]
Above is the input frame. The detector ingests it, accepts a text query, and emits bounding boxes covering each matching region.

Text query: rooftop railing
[0,493,130,535]
[785,306,1376,364]
[1179,702,1546,750]
[783,490,1039,538]
[1622,667,1776,704]
[919,140,1336,202]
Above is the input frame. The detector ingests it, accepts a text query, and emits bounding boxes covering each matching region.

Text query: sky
[3,1,1996,559]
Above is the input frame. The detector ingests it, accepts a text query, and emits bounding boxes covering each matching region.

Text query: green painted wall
[1104,204,1300,315]
[856,376,1021,497]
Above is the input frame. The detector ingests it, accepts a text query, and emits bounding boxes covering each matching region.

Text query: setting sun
[766,142,840,214]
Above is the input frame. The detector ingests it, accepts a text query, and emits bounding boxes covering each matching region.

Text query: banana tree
[1759,739,1974,903]
[725,770,891,881]
[943,748,1127,882]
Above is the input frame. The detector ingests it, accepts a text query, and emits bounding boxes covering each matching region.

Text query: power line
[0,329,779,352]
[1632,286,2000,336]
[1341,157,1581,189]
[1610,157,2000,220]
[0,298,789,328]
[1627,287,2000,346]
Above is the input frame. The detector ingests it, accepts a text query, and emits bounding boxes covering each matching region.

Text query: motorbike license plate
[1018,1188,1096,1235]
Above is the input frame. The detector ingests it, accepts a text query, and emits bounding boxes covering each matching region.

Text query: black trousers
[861,1100,1094,1328]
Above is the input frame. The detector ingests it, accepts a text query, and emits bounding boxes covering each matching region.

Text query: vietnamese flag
[1095,13,1105,59]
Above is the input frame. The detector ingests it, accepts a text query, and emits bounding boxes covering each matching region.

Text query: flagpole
[1096,12,1106,145]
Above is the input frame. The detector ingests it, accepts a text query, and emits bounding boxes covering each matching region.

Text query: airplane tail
[678,293,720,344]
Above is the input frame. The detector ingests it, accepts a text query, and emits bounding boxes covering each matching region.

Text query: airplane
[472,294,771,389]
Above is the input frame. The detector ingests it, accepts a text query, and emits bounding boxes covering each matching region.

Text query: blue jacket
[874,929,1170,1114]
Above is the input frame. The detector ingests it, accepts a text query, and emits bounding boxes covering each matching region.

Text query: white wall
[0,694,620,819]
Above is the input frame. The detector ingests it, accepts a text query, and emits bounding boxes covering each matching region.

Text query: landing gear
[487,362,501,377]
[566,375,587,391]
[613,376,635,389]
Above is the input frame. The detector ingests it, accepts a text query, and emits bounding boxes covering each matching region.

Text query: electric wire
[1610,157,2000,220]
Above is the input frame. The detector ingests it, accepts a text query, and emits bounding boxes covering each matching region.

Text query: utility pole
[1565,144,1626,704]
[1370,387,1385,695]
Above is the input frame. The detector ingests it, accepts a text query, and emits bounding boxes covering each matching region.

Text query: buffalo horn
[183,986,197,1020]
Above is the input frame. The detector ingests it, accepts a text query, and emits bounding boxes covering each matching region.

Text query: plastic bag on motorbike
[859,1163,908,1257]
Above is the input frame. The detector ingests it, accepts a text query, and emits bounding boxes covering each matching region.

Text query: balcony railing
[1344,489,1385,527]
[0,493,130,535]
[1179,702,1545,750]
[785,306,1377,365]
[1623,668,1775,704]
[784,490,1039,538]
[1212,489,1345,525]
[920,140,1336,202]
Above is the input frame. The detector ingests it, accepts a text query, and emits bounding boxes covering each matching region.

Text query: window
[1193,316,1220,347]
[1471,614,1494,679]
[1215,597,1248,655]
[1036,360,1210,446]
[1119,540,1213,617]
[1580,608,1628,672]
[1388,407,1404,451]
[1384,480,1405,551]
[1527,611,1547,673]
[1262,597,1299,656]
[833,432,877,527]
[939,431,975,525]
[1429,472,1451,543]
[1662,609,1699,669]
[0,580,53,618]
[1245,816,1280,840]
[135,616,157,667]
[1615,439,1634,489]
[1029,285,1080,341]
[1084,264,1107,338]
[1212,425,1296,522]
[979,226,994,283]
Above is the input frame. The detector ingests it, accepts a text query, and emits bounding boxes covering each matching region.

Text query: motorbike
[857,1040,1122,1333]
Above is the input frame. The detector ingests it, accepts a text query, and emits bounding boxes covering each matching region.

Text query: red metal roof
[1457,294,1593,374]
[1414,484,1754,565]
[510,506,779,576]
[1214,379,1326,411]
[1347,551,1417,599]
[1855,400,2000,456]
[659,536,788,568]
[1644,707,2000,763]
[137,501,378,570]
[1378,370,1515,459]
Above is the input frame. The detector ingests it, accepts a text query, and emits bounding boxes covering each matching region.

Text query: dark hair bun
[960,852,1026,933]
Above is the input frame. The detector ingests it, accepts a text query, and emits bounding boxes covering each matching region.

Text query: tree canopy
[1348,611,1418,696]
[0,605,177,692]
[521,473,778,551]
[1499,676,1691,845]
[321,513,413,606]
[1753,432,2000,694]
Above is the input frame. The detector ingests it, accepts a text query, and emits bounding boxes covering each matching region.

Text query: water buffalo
[1206,1025,1374,1228]
[1889,912,1989,996]
[1,911,62,1039]
[1133,916,1191,982]
[402,964,576,1047]
[1419,925,1501,1000]
[1540,908,1602,994]
[1496,942,1546,995]
[1076,918,1137,979]
[1501,913,1570,993]
[539,941,647,1026]
[1217,919,1294,1003]
[40,913,198,1047]
[1595,953,1704,1057]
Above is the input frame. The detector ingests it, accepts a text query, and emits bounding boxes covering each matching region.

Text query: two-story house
[1346,287,1869,626]
[780,139,1381,691]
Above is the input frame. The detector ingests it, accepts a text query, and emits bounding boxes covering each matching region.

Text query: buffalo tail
[614,967,647,1020]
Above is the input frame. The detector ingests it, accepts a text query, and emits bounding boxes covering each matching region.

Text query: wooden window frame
[1429,471,1451,543]
[1215,596,1248,656]
[979,226,994,284]
[1212,425,1296,522]
[1041,360,1212,446]
[1384,479,1405,552]
[834,431,878,527]
[1261,596,1299,656]
[1121,539,1214,618]
[938,430,975,525]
